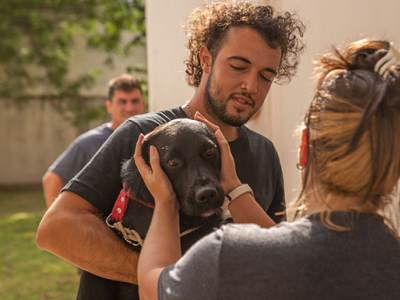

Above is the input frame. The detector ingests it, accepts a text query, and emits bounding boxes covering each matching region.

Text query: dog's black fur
[77,119,227,300]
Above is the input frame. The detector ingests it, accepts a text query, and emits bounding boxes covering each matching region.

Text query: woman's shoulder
[219,219,314,246]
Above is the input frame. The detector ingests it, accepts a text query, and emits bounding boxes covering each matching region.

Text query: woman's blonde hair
[292,39,400,233]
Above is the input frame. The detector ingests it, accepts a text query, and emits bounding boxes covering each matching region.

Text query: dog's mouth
[200,208,221,218]
[181,203,222,217]
[181,194,225,218]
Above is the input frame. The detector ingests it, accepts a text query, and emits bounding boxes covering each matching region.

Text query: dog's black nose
[195,187,218,203]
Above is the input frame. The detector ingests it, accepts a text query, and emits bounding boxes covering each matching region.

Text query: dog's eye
[206,147,216,156]
[168,158,178,166]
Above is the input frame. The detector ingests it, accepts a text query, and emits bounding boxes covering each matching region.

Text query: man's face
[107,88,145,129]
[204,26,282,127]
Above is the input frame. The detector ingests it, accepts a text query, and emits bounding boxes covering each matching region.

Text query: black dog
[77,119,227,300]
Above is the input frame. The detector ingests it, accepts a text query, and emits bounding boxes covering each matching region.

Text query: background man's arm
[36,190,139,284]
[42,171,65,208]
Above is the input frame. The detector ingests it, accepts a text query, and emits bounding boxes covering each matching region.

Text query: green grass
[0,188,80,300]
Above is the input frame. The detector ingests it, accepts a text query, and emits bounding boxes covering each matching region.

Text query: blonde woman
[135,39,400,300]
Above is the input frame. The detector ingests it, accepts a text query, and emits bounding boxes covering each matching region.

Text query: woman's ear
[298,127,308,169]
[199,45,212,74]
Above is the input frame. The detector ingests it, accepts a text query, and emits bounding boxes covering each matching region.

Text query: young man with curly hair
[37,1,305,288]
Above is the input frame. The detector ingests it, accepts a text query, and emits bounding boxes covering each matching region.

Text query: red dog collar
[110,183,155,222]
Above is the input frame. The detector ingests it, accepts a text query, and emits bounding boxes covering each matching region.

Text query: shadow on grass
[0,188,80,300]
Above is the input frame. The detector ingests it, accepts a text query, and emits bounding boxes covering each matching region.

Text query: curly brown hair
[183,1,306,87]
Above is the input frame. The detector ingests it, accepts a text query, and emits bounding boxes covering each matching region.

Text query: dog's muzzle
[183,182,225,217]
[195,186,220,204]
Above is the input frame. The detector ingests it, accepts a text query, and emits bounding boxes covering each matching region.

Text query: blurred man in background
[42,74,145,208]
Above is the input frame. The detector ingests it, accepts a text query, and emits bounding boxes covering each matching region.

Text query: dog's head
[122,119,225,218]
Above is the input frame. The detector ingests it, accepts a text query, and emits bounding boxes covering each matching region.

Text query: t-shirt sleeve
[63,120,139,215]
[49,141,90,183]
[158,229,223,300]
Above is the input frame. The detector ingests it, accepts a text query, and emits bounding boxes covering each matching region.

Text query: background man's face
[107,89,145,128]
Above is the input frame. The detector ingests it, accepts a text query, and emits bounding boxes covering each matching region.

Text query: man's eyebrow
[228,56,277,75]
[228,56,251,64]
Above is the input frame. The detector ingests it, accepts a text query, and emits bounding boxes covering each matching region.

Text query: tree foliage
[0,0,146,109]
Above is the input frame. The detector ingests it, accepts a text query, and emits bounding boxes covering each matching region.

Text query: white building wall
[276,0,400,202]
[145,0,199,111]
[146,0,400,204]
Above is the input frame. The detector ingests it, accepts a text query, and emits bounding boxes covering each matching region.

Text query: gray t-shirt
[159,212,400,300]
[64,107,285,223]
[50,123,113,183]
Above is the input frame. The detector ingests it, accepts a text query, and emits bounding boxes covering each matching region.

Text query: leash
[106,183,201,247]
[106,214,201,247]
[106,214,145,246]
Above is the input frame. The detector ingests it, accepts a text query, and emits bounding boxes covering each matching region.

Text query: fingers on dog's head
[194,112,220,133]
[140,136,152,165]
[149,146,164,172]
[215,130,229,148]
[133,134,144,161]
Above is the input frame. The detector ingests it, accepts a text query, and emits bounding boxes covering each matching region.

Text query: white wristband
[225,184,253,202]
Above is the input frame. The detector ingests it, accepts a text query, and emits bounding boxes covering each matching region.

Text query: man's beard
[204,70,257,127]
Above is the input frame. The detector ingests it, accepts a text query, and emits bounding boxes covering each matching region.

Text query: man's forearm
[42,171,65,208]
[36,191,139,284]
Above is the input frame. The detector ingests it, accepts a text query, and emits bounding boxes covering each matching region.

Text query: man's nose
[125,101,137,113]
[241,73,258,94]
